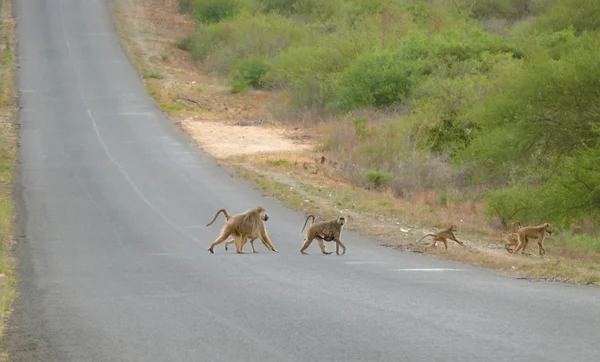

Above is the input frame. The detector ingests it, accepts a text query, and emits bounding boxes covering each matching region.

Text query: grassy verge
[0,0,18,358]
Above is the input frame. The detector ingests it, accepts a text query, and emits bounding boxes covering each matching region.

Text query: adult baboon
[415,225,465,250]
[511,223,552,256]
[205,208,267,253]
[206,206,277,254]
[300,215,347,255]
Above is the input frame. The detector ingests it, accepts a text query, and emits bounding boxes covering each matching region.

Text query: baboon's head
[449,225,458,232]
[256,206,269,222]
[545,223,552,234]
[338,216,346,226]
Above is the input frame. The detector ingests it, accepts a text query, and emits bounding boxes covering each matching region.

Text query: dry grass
[0,0,18,359]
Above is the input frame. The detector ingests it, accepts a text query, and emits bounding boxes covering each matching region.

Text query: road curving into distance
[6,0,600,361]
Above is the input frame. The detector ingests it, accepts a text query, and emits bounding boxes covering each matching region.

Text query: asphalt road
[6,0,600,361]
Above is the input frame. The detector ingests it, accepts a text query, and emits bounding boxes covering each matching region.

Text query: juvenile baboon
[206,207,277,254]
[511,222,553,256]
[205,209,267,253]
[300,215,347,255]
[503,221,523,253]
[415,225,465,250]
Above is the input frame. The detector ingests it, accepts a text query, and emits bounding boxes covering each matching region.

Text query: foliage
[230,56,271,92]
[335,48,427,110]
[178,0,600,228]
[189,0,240,24]
[363,170,392,188]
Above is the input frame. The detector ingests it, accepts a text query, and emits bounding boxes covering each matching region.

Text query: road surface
[7,0,600,361]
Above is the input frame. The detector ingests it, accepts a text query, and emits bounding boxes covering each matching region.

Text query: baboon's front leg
[334,237,347,255]
[260,230,277,252]
[538,237,546,255]
[250,239,258,253]
[450,235,465,247]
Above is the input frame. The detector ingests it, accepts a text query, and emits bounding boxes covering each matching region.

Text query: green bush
[534,0,600,34]
[335,49,427,110]
[178,0,194,13]
[230,57,271,92]
[188,13,311,75]
[189,0,240,24]
[255,0,343,18]
[363,170,392,188]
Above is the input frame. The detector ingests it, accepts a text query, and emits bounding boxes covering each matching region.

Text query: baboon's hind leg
[300,237,315,255]
[317,237,332,255]
[208,230,232,254]
[234,234,247,254]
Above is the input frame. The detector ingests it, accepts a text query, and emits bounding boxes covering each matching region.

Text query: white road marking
[395,268,466,272]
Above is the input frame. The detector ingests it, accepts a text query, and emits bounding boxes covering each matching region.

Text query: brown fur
[511,222,553,256]
[205,209,264,253]
[207,206,277,254]
[299,215,347,255]
[502,221,523,253]
[415,225,465,250]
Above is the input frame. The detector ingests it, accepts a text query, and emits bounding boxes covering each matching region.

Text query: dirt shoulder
[0,0,19,359]
[108,0,600,288]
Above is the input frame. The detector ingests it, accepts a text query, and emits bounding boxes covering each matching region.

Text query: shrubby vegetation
[178,0,600,238]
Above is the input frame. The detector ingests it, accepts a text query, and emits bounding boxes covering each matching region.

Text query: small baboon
[502,221,523,253]
[300,215,347,255]
[511,222,552,256]
[206,207,277,254]
[415,225,465,250]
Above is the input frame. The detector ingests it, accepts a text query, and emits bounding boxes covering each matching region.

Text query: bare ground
[108,0,600,287]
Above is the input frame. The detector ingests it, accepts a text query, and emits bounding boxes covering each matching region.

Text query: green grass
[143,71,164,79]
[266,159,297,167]
[160,102,186,112]
[0,0,18,351]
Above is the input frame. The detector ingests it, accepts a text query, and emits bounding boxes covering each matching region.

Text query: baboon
[511,223,553,256]
[415,225,465,250]
[300,215,347,255]
[206,207,277,254]
[502,221,523,253]
[205,209,267,253]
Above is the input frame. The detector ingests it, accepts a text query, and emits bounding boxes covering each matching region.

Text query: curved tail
[206,209,231,227]
[512,221,523,232]
[301,215,316,234]
[415,234,436,246]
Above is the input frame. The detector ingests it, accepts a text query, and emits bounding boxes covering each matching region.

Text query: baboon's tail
[512,221,523,232]
[415,234,436,246]
[300,215,316,234]
[206,209,231,227]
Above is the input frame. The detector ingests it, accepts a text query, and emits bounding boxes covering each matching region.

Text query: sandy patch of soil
[180,119,314,159]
